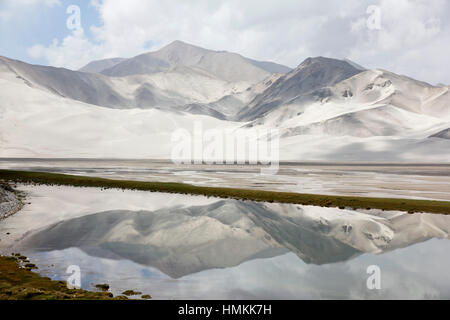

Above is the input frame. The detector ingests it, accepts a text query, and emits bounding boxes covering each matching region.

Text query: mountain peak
[158,40,210,54]
[286,56,363,83]
[297,56,354,69]
[299,56,327,64]
[168,39,185,45]
[237,56,364,121]
[97,41,291,81]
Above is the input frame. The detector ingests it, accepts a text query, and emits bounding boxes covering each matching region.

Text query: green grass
[1,169,449,215]
[0,255,127,300]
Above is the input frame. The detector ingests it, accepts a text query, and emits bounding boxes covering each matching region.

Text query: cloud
[28,28,108,70]
[348,0,450,84]
[0,0,61,23]
[25,0,365,68]
[87,0,366,64]
[22,0,450,84]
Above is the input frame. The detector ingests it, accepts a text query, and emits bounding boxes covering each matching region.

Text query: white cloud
[25,0,364,68]
[348,0,450,84]
[23,0,450,84]
[0,0,60,23]
[28,29,103,69]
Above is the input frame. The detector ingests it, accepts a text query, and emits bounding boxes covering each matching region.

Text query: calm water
[1,185,449,299]
[1,158,450,200]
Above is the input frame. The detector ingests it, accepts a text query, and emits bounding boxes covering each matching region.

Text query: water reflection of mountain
[21,200,450,278]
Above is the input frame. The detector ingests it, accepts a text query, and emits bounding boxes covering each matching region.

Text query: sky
[0,0,449,85]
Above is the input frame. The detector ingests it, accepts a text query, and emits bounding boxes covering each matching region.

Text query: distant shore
[1,157,450,166]
[1,169,449,215]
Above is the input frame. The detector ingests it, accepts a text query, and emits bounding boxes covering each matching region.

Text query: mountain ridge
[79,57,126,73]
[89,40,291,81]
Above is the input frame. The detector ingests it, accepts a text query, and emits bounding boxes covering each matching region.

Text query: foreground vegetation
[0,255,127,300]
[1,169,449,214]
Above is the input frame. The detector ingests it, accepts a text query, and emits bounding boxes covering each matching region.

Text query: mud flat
[1,159,449,201]
[1,169,449,214]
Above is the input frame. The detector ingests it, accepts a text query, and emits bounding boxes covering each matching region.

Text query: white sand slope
[0,75,240,158]
[1,71,449,161]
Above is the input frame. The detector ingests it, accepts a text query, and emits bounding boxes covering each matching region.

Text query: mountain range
[0,40,449,161]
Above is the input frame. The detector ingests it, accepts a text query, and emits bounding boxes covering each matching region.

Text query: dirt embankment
[0,183,23,220]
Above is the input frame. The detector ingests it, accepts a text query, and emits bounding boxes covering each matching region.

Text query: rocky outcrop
[0,184,22,220]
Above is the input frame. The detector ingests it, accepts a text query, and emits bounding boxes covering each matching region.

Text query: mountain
[0,56,129,108]
[233,57,449,160]
[0,41,449,161]
[0,55,268,117]
[343,58,366,71]
[0,42,291,119]
[79,57,126,73]
[180,73,284,118]
[98,40,291,82]
[237,57,364,121]
[248,68,450,137]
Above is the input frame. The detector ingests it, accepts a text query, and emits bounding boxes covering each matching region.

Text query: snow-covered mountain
[0,41,449,161]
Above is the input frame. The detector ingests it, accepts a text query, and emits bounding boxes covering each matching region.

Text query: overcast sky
[1,0,449,85]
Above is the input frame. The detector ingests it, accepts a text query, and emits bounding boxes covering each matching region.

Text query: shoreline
[0,255,129,300]
[0,184,24,221]
[1,157,450,166]
[1,169,449,215]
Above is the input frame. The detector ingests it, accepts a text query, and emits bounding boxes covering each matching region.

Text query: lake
[0,184,449,299]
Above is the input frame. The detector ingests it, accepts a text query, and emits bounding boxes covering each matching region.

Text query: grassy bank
[0,169,449,214]
[0,255,127,300]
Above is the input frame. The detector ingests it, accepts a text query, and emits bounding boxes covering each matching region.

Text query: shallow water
[0,185,449,299]
[1,159,450,200]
